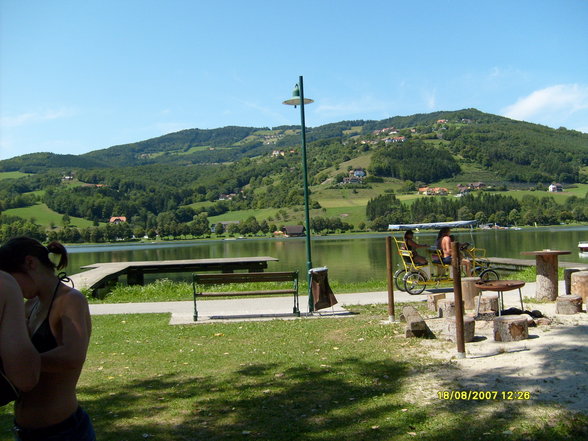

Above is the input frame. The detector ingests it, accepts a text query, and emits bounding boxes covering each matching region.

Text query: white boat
[579,241,588,252]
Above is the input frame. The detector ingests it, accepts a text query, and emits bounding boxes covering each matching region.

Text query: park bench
[192,271,299,321]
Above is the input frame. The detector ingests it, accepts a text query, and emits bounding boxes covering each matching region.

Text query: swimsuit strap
[28,276,62,321]
[57,271,74,288]
[45,278,62,317]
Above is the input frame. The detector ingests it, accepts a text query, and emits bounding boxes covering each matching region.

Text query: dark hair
[0,237,68,273]
[404,230,414,239]
[437,227,450,239]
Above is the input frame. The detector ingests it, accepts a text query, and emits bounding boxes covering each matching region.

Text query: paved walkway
[89,280,560,325]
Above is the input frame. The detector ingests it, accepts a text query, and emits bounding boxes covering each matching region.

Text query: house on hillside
[419,187,449,196]
[281,225,305,237]
[211,221,240,233]
[218,193,237,201]
[456,184,470,194]
[384,136,406,143]
[341,176,363,185]
[109,216,127,224]
[549,183,563,192]
[470,182,487,190]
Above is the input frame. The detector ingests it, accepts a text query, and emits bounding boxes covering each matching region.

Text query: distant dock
[69,257,278,293]
[485,257,588,271]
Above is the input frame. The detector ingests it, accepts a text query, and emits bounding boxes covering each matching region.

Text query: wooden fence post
[451,241,465,358]
[386,236,396,322]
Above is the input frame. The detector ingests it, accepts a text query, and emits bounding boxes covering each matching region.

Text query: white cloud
[502,84,588,129]
[0,108,76,128]
[422,89,437,110]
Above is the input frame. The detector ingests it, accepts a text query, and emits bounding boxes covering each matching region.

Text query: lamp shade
[283,84,314,106]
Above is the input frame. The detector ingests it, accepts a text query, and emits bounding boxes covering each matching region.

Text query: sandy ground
[421,301,588,412]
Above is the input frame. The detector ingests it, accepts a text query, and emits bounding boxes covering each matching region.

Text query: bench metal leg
[293,293,300,316]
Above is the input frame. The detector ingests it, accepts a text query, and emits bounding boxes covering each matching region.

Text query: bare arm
[407,238,427,249]
[40,290,91,373]
[0,272,40,391]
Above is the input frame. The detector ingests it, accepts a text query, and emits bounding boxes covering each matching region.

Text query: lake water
[63,226,588,284]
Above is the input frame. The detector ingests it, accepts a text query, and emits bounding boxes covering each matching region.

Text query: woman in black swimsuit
[0,237,95,441]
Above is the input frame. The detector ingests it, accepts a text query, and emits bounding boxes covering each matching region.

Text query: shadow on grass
[75,358,417,441]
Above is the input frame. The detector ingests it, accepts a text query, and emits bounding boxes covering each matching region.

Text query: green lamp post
[283,76,315,312]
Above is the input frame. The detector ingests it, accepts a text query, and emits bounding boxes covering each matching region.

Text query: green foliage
[370,140,461,182]
[445,121,588,183]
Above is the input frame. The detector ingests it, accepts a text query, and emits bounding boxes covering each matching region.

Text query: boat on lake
[579,241,588,253]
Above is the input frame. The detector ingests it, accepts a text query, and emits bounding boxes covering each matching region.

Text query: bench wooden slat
[198,289,297,297]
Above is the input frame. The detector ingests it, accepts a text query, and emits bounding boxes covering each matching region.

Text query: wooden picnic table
[520,250,571,301]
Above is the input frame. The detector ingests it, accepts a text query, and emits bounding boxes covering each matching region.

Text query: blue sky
[1,0,587,160]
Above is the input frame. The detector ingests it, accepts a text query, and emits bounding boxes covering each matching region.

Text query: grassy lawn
[3,203,101,228]
[0,171,32,180]
[1,306,584,440]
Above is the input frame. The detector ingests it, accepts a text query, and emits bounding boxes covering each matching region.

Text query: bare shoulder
[0,271,22,304]
[56,287,90,312]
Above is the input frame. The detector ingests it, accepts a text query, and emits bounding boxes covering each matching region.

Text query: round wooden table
[474,279,526,317]
[521,250,571,301]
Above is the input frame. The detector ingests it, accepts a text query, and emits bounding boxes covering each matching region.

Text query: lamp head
[283,84,314,107]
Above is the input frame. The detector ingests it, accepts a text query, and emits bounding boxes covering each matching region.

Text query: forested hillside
[1,108,588,243]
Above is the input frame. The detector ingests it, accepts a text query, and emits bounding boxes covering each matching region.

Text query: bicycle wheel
[394,269,406,291]
[479,269,499,282]
[403,271,427,295]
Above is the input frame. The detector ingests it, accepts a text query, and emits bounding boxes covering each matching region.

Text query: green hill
[1,108,588,241]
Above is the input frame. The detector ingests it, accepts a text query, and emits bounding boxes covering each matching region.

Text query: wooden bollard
[474,293,499,312]
[493,315,528,342]
[556,295,583,314]
[461,277,481,310]
[564,268,582,295]
[571,271,588,304]
[445,316,475,342]
[427,293,446,312]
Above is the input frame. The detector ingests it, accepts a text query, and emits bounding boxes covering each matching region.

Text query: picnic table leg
[535,255,559,301]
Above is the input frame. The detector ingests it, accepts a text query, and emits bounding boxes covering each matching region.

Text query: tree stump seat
[427,293,446,312]
[474,293,499,313]
[493,315,528,342]
[461,277,481,310]
[564,268,583,295]
[571,271,588,304]
[556,295,583,315]
[445,316,475,342]
[438,299,464,318]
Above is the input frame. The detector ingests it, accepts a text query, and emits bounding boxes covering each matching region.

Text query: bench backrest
[194,271,298,285]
